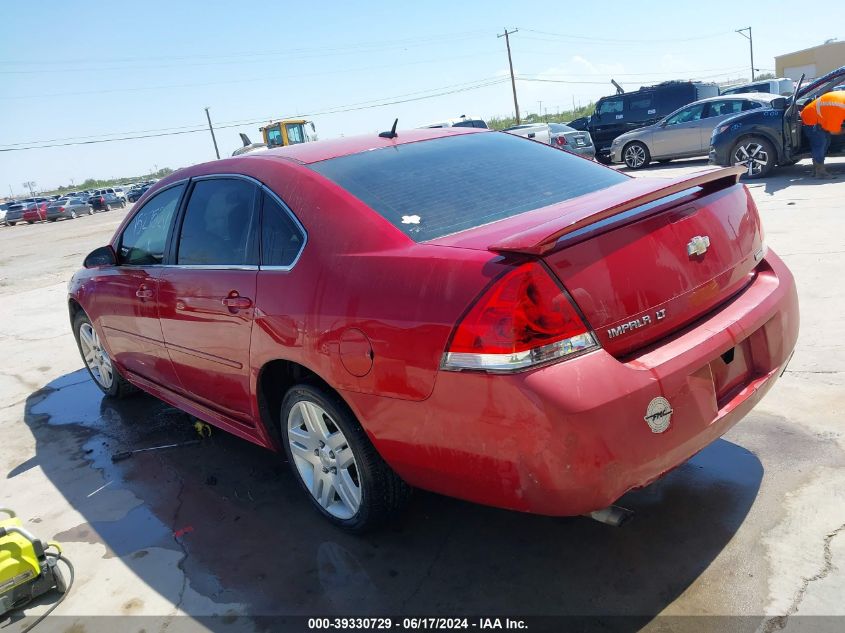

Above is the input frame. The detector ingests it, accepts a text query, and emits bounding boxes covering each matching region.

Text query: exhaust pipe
[587,505,634,527]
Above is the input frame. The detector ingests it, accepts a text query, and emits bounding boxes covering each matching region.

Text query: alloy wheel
[287,400,361,519]
[624,144,647,168]
[70,211,77,219]
[78,323,114,389]
[733,142,770,176]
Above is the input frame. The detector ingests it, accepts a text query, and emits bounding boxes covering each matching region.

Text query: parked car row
[562,67,845,178]
[3,194,128,226]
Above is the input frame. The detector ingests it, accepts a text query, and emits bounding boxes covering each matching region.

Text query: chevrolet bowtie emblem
[687,235,711,257]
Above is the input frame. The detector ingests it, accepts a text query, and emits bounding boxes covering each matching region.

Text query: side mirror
[771,97,787,110]
[84,245,117,268]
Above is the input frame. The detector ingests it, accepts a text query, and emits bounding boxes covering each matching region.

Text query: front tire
[595,153,613,165]
[731,136,775,178]
[73,311,137,398]
[280,384,411,532]
[623,141,651,169]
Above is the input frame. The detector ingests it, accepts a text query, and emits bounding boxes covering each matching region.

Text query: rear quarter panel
[230,157,506,402]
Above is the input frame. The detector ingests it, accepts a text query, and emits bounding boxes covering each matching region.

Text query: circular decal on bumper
[644,396,673,433]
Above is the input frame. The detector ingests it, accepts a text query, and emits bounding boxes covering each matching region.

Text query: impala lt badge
[687,235,711,257]
[644,396,673,433]
[607,308,666,339]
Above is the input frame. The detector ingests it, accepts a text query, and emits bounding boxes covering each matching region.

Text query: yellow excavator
[232,118,317,156]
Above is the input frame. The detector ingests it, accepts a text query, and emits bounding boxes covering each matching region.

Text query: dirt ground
[1,157,843,632]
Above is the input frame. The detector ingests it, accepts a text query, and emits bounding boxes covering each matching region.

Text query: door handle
[222,293,252,310]
[135,286,154,299]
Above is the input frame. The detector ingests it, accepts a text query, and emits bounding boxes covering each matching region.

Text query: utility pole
[498,28,520,124]
[736,27,755,81]
[538,100,543,122]
[204,107,221,159]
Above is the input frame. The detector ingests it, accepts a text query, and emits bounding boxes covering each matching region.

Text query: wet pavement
[2,158,844,631]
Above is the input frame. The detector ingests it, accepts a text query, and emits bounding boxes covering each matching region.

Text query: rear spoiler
[489,166,745,255]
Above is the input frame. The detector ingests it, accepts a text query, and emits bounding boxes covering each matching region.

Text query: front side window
[598,98,623,115]
[285,123,305,144]
[665,103,705,125]
[265,125,283,147]
[118,184,185,265]
[261,192,305,267]
[176,178,257,266]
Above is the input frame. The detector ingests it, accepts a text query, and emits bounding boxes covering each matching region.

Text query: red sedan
[68,128,798,531]
[23,201,48,223]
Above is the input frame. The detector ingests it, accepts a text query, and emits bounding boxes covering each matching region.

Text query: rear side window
[118,184,185,265]
[742,100,763,111]
[626,94,654,112]
[177,178,257,266]
[310,132,627,242]
[261,192,305,267]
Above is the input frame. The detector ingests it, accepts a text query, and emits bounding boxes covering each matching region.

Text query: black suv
[569,81,719,163]
[709,66,845,178]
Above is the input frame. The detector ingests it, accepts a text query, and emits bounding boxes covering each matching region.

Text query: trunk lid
[434,166,764,357]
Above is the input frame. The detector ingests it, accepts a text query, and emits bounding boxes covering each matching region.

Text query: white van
[721,78,794,96]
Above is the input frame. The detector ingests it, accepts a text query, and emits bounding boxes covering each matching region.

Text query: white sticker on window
[616,114,624,120]
[401,215,421,225]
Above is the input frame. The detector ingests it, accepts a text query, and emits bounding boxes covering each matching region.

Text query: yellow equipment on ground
[1,508,71,625]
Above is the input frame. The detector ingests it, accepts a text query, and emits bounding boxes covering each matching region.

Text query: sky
[1,0,842,194]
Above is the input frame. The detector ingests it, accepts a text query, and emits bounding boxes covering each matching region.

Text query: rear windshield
[310,132,627,241]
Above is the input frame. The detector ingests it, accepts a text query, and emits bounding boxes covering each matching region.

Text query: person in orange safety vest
[800,90,845,179]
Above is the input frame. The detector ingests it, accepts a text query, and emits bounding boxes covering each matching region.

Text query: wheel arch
[255,358,360,451]
[732,129,785,164]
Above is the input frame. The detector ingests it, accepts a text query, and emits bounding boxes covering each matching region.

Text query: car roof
[697,93,780,103]
[236,126,483,165]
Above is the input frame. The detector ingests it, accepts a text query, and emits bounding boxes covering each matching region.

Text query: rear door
[92,183,185,385]
[651,103,707,157]
[158,176,260,422]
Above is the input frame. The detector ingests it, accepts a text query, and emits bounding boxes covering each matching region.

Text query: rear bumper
[347,252,799,516]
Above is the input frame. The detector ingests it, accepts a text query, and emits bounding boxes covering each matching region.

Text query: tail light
[58,207,65,211]
[555,136,568,146]
[441,262,598,372]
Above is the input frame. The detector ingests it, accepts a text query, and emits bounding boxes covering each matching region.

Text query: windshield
[310,132,627,242]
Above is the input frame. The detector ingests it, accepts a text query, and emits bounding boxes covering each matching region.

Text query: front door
[652,103,706,158]
[94,183,186,385]
[158,176,260,422]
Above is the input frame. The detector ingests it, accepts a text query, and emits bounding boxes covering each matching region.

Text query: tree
[755,72,776,81]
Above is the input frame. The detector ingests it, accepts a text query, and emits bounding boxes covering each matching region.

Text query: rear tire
[731,136,776,179]
[623,141,651,169]
[280,383,411,532]
[73,311,138,398]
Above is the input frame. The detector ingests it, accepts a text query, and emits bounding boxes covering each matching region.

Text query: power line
[1,77,508,148]
[0,78,509,152]
[0,51,502,99]
[0,30,491,68]
[520,28,734,44]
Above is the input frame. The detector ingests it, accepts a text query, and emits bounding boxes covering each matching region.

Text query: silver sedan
[46,197,93,221]
[610,94,781,169]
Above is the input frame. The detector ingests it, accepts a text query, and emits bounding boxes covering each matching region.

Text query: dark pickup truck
[709,66,845,178]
